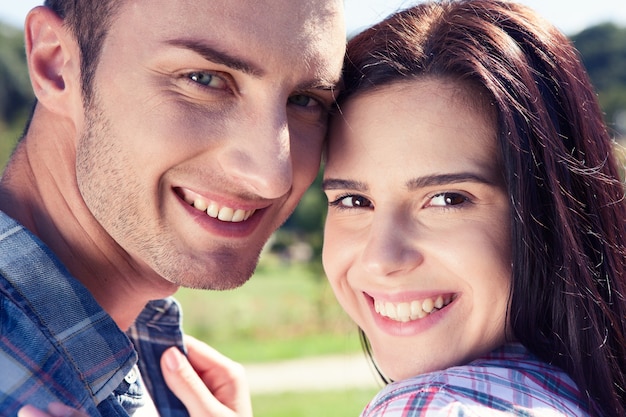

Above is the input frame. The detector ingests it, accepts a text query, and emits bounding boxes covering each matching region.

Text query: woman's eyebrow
[322,173,493,192]
[322,178,368,192]
[406,173,494,190]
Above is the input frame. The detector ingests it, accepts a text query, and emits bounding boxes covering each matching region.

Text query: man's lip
[174,187,268,238]
[175,187,266,222]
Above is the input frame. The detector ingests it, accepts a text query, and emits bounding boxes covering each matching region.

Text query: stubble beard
[75,96,262,292]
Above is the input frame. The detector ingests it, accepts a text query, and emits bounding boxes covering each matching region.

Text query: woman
[322,0,626,415]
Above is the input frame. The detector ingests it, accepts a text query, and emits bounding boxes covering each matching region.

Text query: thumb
[18,403,89,417]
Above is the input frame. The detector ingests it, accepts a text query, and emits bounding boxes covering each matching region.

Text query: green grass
[251,388,378,417]
[175,255,378,415]
[175,254,361,363]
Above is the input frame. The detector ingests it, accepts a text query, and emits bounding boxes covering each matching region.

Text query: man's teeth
[187,195,255,223]
[374,295,452,322]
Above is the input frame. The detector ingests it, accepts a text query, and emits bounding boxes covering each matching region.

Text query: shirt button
[125,367,138,384]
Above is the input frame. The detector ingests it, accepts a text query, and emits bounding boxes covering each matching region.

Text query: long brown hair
[339,1,626,415]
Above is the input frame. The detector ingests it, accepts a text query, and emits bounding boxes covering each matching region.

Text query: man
[0,0,345,415]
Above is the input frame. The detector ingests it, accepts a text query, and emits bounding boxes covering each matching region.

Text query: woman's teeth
[185,195,255,223]
[374,295,453,322]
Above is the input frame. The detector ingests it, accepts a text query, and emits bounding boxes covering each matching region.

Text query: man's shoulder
[0,291,101,416]
[0,209,52,269]
[0,211,137,416]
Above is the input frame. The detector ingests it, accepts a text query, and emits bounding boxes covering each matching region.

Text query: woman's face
[323,79,512,381]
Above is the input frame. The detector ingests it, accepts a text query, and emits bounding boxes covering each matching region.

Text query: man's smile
[178,187,257,223]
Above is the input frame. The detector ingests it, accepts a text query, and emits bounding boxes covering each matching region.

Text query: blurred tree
[0,22,34,168]
[0,23,34,125]
[572,23,626,136]
[273,171,327,270]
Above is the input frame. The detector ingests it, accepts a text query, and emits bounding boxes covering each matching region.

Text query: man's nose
[218,107,293,200]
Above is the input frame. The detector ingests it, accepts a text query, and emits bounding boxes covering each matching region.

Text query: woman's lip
[364,292,457,335]
[364,290,456,304]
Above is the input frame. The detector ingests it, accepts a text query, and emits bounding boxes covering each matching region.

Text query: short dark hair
[44,0,122,104]
[341,1,626,415]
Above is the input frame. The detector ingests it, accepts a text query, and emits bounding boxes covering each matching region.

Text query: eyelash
[288,92,335,119]
[183,71,331,112]
[428,192,470,209]
[184,71,232,92]
[328,194,373,210]
[327,192,471,211]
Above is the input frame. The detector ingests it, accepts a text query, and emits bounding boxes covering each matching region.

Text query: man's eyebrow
[297,77,342,93]
[406,173,494,190]
[166,38,264,77]
[322,178,368,191]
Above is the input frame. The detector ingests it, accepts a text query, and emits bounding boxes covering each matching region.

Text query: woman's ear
[24,6,82,117]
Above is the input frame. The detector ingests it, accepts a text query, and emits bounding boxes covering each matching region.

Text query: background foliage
[572,23,626,134]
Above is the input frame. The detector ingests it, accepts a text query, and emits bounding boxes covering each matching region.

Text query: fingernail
[18,405,43,417]
[48,403,78,417]
[163,347,183,371]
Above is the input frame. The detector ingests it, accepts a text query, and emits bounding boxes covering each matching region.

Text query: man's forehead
[163,36,342,89]
[106,0,344,91]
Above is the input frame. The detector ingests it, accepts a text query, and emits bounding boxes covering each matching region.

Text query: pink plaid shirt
[361,344,590,416]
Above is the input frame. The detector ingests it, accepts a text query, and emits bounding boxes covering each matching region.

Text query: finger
[184,336,252,414]
[161,346,230,415]
[18,403,88,417]
[185,335,248,385]
[47,403,89,417]
[18,405,49,417]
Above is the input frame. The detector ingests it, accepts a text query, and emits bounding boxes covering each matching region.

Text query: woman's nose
[359,214,424,278]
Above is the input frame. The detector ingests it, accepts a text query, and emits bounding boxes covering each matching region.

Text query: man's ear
[24,6,82,116]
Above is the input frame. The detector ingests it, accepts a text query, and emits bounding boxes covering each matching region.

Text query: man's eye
[429,192,467,207]
[188,72,227,89]
[288,94,319,108]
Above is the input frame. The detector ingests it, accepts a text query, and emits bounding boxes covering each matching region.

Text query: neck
[0,108,178,331]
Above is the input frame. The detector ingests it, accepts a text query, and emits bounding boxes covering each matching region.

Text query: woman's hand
[161,335,253,417]
[18,403,88,417]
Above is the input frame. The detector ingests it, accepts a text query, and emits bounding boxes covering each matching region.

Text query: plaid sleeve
[361,383,518,417]
[359,362,588,417]
[0,296,102,416]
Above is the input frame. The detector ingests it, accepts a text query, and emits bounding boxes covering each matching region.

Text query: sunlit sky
[344,0,626,35]
[1,0,625,36]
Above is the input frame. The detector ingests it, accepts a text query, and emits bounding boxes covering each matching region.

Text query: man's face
[75,0,345,289]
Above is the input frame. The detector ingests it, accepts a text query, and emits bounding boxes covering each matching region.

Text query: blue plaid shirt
[0,211,188,417]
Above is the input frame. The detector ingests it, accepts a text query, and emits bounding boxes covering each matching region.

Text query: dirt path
[243,353,381,394]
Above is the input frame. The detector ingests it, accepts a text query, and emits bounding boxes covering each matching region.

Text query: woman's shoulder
[360,344,590,417]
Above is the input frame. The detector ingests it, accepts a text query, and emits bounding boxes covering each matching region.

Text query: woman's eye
[330,195,373,209]
[288,94,319,108]
[188,72,227,89]
[429,192,468,207]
